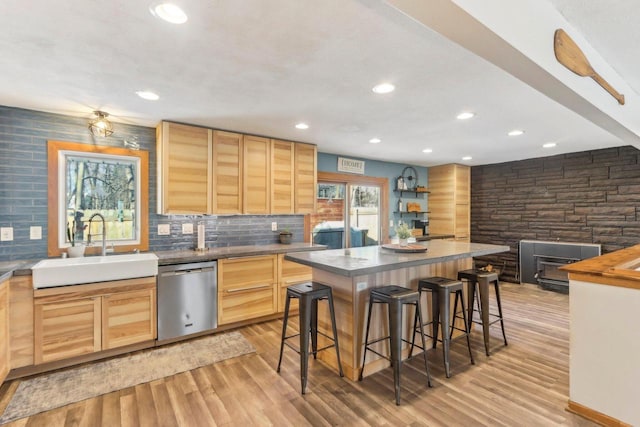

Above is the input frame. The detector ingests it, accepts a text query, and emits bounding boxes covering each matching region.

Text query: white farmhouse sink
[32,253,159,289]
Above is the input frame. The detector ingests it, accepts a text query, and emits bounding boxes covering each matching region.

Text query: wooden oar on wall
[554,28,625,105]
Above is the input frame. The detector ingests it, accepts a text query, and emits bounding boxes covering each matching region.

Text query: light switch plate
[389,220,394,227]
[1,227,13,241]
[182,223,194,234]
[158,224,170,236]
[30,226,42,240]
[271,222,277,231]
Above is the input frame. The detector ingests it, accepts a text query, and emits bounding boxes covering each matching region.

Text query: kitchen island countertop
[285,240,509,277]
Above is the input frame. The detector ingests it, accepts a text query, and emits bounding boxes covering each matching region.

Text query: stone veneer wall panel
[471,145,640,283]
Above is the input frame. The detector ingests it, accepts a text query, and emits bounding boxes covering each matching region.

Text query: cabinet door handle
[225,283,272,293]
[226,255,269,261]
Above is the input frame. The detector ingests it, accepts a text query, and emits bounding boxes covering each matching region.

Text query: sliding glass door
[311,181,381,249]
[349,185,380,247]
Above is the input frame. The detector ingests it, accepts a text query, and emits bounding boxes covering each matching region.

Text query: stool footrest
[282,331,338,355]
[364,338,419,363]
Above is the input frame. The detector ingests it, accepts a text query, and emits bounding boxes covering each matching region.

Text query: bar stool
[277,281,344,394]
[410,277,474,378]
[359,285,432,405]
[457,269,508,356]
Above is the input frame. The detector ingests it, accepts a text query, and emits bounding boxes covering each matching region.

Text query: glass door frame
[306,171,389,246]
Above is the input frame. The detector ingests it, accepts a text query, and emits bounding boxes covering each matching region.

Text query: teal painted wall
[317,153,428,237]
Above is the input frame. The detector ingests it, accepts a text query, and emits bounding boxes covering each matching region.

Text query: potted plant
[279,228,293,244]
[66,220,86,257]
[395,222,412,247]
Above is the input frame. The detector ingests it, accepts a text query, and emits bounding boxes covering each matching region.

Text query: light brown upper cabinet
[271,140,294,214]
[157,122,212,215]
[428,164,470,241]
[212,130,243,214]
[243,135,271,214]
[157,121,316,215]
[294,142,317,214]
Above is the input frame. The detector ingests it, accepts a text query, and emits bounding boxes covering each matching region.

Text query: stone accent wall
[471,145,640,282]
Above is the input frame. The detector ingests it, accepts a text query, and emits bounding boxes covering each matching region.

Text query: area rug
[0,331,255,424]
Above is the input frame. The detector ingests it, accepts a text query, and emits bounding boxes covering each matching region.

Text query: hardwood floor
[0,283,596,426]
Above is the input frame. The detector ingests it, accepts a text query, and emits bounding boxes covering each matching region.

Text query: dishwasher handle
[160,267,215,277]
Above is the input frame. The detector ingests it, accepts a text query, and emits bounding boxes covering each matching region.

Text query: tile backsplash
[0,105,303,262]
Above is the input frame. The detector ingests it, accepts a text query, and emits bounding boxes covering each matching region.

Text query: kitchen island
[285,240,509,380]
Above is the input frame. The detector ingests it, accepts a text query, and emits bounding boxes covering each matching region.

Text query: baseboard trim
[567,400,632,427]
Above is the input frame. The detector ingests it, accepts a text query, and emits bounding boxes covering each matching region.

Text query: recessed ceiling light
[462,156,473,161]
[150,3,188,24]
[295,123,309,130]
[456,112,475,120]
[508,129,524,136]
[372,83,395,94]
[422,148,433,153]
[369,138,381,144]
[543,142,557,148]
[135,90,159,101]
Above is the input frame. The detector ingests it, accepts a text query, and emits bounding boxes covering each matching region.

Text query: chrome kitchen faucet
[87,213,107,256]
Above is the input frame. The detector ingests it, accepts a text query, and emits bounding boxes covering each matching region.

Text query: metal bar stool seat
[410,277,474,378]
[457,269,508,356]
[277,281,344,394]
[359,285,432,405]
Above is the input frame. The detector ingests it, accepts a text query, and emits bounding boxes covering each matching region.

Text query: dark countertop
[0,243,326,278]
[0,259,39,281]
[147,243,325,265]
[284,240,510,277]
[0,270,12,283]
[415,234,455,241]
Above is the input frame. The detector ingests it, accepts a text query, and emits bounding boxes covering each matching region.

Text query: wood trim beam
[567,400,632,427]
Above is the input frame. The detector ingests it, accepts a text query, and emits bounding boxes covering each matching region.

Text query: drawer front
[218,285,276,325]
[218,255,277,291]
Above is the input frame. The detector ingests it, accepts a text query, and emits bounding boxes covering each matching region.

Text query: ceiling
[0,0,637,166]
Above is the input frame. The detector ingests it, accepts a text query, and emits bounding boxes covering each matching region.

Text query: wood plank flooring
[0,283,596,426]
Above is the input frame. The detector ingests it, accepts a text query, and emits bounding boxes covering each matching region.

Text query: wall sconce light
[88,111,114,137]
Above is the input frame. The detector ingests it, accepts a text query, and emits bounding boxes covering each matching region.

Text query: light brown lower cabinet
[218,255,277,325]
[9,275,34,369]
[34,277,157,365]
[34,296,101,364]
[277,254,312,313]
[0,279,9,383]
[102,288,156,350]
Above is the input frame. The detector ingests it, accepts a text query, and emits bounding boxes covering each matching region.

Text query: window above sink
[47,141,149,257]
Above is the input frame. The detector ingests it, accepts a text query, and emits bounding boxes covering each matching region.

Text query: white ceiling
[0,0,637,166]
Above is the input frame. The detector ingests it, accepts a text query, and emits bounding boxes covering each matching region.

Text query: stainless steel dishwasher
[157,261,217,341]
